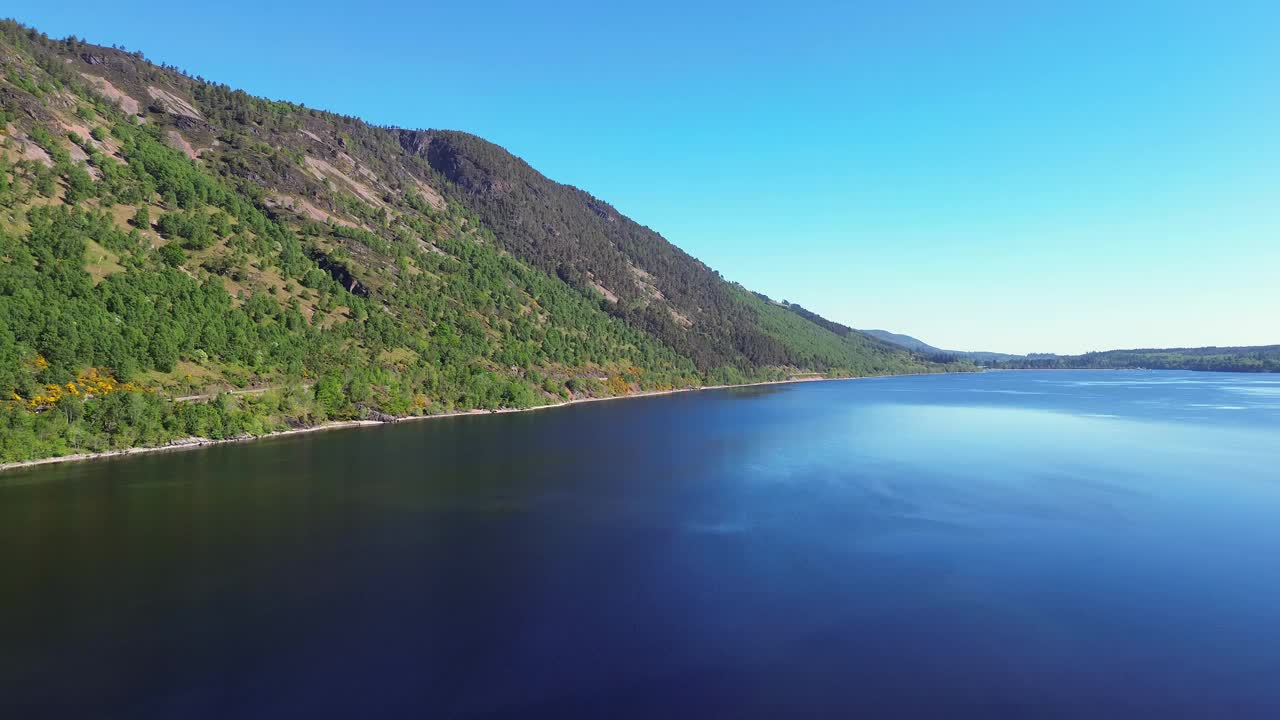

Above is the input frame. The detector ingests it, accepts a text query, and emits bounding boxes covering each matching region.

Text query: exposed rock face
[166,129,199,159]
[409,176,446,210]
[80,73,140,115]
[303,155,385,207]
[19,136,53,167]
[590,280,620,303]
[396,129,430,157]
[587,201,617,223]
[146,86,203,121]
[397,130,512,196]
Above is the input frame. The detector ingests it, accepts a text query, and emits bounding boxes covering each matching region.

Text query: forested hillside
[860,329,1023,363]
[397,130,919,373]
[990,346,1280,373]
[859,329,943,354]
[868,325,1279,372]
[0,21,949,463]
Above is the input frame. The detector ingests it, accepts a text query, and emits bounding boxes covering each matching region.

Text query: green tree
[158,243,186,267]
[149,332,179,372]
[314,374,346,418]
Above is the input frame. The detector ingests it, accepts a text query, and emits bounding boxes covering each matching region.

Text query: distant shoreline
[0,372,943,474]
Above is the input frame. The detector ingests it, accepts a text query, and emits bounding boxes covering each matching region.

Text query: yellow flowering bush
[13,368,151,411]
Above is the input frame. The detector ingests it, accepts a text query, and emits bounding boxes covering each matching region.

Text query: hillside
[992,346,1280,373]
[0,22,950,463]
[867,326,1279,373]
[861,329,1021,363]
[394,131,923,374]
[860,329,941,354]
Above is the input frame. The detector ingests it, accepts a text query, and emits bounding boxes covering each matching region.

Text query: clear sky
[10,1,1279,354]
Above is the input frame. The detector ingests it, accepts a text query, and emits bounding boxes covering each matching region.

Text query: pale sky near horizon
[10,1,1278,354]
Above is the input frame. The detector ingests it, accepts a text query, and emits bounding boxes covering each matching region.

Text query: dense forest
[0,21,953,463]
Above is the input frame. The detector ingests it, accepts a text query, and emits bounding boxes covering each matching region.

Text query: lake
[3,370,1280,717]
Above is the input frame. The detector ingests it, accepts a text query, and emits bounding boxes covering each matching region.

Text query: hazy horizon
[11,1,1278,355]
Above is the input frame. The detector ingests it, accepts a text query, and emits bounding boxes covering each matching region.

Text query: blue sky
[11,1,1279,353]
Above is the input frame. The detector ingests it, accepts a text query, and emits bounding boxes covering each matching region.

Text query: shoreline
[0,371,948,474]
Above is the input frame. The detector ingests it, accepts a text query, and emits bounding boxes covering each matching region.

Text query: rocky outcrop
[146,86,203,121]
[397,129,512,196]
[80,73,140,115]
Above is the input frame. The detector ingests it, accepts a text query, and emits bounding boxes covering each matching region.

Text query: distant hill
[861,329,1279,372]
[994,346,1280,373]
[860,330,941,354]
[860,330,1021,363]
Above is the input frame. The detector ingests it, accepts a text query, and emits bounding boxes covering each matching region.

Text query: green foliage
[738,290,938,376]
[60,162,96,203]
[157,243,186,266]
[157,209,217,249]
[313,374,347,418]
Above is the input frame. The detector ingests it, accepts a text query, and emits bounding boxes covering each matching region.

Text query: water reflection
[2,371,1280,716]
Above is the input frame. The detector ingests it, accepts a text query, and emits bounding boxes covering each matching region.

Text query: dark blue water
[3,370,1280,717]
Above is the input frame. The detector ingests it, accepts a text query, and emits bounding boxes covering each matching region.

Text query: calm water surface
[3,370,1280,717]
